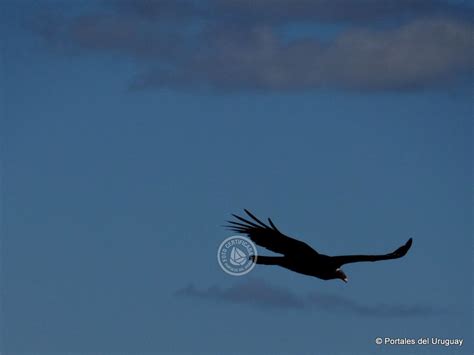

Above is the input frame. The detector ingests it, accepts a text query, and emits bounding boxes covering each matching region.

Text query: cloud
[305,292,438,317]
[175,278,305,309]
[132,18,474,91]
[176,278,441,317]
[32,1,474,92]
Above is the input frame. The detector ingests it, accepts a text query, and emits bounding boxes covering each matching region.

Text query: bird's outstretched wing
[225,209,318,256]
[330,238,413,267]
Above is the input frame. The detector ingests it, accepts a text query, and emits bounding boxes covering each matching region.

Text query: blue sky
[1,1,473,354]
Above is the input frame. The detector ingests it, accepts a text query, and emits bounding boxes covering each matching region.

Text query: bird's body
[226,209,413,283]
[254,254,340,280]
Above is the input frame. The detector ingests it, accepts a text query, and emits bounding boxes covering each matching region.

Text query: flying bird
[225,209,413,283]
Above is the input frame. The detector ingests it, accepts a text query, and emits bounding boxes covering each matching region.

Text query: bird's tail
[250,255,284,265]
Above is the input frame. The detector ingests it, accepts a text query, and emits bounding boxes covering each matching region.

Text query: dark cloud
[176,279,441,317]
[175,278,305,309]
[131,18,474,91]
[33,1,474,92]
[305,292,439,317]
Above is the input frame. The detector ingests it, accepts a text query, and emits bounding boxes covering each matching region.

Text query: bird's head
[335,268,348,283]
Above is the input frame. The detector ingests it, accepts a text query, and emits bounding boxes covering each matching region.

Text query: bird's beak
[342,277,348,283]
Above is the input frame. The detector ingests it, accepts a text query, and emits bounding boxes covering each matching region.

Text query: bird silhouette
[225,209,413,283]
